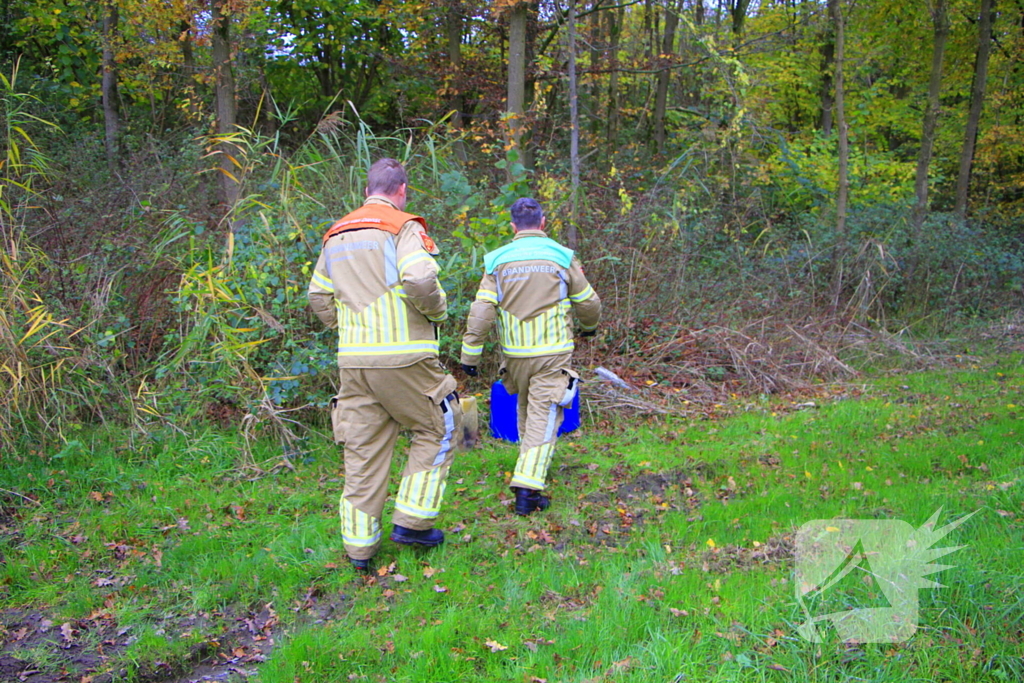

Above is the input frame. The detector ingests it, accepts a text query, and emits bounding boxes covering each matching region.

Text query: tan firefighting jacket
[460,229,600,364]
[308,196,447,368]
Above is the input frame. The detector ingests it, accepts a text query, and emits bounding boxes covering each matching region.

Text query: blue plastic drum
[489,380,580,443]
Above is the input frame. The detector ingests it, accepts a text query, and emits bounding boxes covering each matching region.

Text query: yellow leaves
[483,639,507,652]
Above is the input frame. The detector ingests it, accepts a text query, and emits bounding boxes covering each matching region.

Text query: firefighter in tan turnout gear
[308,158,462,571]
[460,198,601,515]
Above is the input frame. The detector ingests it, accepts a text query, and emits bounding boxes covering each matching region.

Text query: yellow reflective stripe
[569,285,595,302]
[461,342,484,356]
[502,343,574,357]
[337,341,439,355]
[336,290,440,355]
[396,468,446,518]
[398,251,432,274]
[476,289,498,304]
[496,305,573,356]
[340,500,381,547]
[512,444,554,489]
[311,270,333,292]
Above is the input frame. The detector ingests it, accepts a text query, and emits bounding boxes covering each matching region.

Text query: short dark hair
[366,158,407,196]
[510,197,544,230]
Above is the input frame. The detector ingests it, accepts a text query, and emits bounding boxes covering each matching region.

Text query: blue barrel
[489,380,580,443]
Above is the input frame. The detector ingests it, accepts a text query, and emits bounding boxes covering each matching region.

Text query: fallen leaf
[60,622,75,643]
[433,584,448,593]
[393,574,409,582]
[607,657,633,674]
[484,639,507,652]
[423,566,438,578]
[767,663,789,671]
[668,608,689,617]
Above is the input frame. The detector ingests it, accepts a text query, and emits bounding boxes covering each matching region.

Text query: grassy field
[1,357,1022,682]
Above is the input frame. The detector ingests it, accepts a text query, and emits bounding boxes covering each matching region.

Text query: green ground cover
[1,358,1022,682]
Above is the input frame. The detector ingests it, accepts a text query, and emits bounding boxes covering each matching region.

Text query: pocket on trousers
[557,368,580,407]
[423,373,459,406]
[329,394,346,444]
[422,373,462,454]
[498,360,518,395]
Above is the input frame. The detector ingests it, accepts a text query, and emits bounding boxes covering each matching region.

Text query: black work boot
[512,486,551,516]
[349,556,371,573]
[390,525,445,548]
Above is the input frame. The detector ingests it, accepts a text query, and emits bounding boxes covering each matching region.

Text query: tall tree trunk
[955,0,996,216]
[642,0,654,61]
[446,1,467,162]
[653,0,681,153]
[911,0,950,234]
[523,2,539,169]
[831,0,849,256]
[604,6,623,158]
[178,18,201,120]
[506,2,528,154]
[211,0,238,207]
[567,0,580,250]
[818,2,836,135]
[100,0,119,173]
[587,0,603,136]
[730,0,752,35]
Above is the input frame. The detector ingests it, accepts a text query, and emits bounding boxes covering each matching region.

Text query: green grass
[1,358,1022,682]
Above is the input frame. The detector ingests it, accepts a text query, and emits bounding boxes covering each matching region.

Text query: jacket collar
[513,228,548,240]
[364,195,400,210]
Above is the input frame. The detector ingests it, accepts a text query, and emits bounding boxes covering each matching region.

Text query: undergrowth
[0,357,1021,682]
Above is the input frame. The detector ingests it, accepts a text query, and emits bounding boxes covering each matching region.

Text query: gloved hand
[461,363,478,377]
[579,329,597,338]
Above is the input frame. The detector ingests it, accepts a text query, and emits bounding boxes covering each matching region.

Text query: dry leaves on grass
[483,639,507,652]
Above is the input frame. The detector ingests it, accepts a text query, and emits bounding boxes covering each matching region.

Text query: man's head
[510,197,545,231]
[365,158,407,209]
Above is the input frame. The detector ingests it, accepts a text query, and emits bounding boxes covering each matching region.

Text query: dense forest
[2,0,1023,449]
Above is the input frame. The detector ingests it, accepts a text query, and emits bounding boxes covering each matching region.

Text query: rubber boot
[512,486,551,516]
[349,556,371,572]
[390,524,445,547]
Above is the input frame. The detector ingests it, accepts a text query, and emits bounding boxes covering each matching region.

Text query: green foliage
[1,361,1022,681]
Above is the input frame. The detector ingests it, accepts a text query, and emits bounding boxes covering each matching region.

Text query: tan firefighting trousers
[336,359,462,560]
[503,353,578,491]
